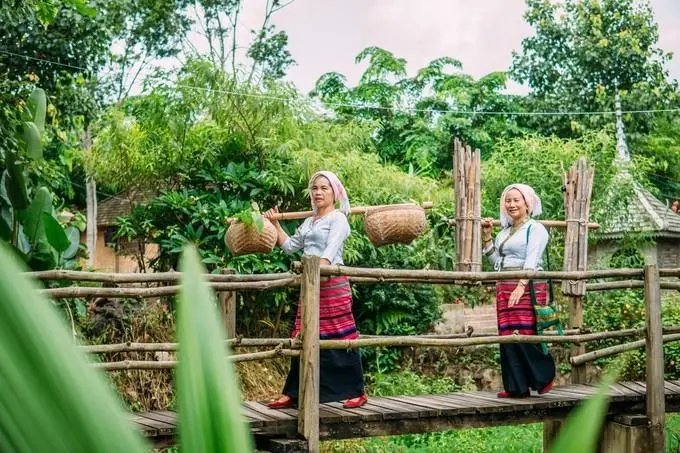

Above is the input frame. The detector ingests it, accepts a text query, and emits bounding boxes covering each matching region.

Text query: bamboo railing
[29,260,679,452]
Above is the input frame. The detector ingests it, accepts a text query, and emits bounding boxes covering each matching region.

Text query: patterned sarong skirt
[496,279,555,395]
[282,276,364,403]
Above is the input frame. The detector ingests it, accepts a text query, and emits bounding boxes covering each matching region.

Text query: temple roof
[596,183,680,240]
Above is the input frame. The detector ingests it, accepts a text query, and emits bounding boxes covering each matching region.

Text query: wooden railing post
[644,261,664,452]
[218,269,237,338]
[298,255,320,452]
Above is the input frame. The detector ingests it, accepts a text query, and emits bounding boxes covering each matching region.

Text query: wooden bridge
[133,380,680,450]
[35,259,680,452]
[30,159,680,452]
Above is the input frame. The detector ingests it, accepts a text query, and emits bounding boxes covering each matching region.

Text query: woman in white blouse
[263,171,367,409]
[481,183,555,398]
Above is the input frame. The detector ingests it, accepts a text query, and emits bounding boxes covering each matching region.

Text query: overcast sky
[238,0,680,95]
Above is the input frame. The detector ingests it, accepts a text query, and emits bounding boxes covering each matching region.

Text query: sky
[237,0,680,95]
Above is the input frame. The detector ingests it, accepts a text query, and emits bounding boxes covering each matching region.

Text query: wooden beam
[316,265,644,281]
[644,262,665,452]
[571,333,680,366]
[219,269,237,338]
[39,277,299,299]
[298,255,320,452]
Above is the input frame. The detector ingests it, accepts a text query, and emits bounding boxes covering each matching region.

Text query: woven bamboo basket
[225,219,278,256]
[364,204,427,247]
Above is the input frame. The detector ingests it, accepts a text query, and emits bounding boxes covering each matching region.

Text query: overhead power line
[2,48,679,117]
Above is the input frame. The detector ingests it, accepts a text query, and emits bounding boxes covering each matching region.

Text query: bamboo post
[218,269,237,338]
[562,159,594,384]
[644,261,664,452]
[297,255,320,452]
[452,138,481,272]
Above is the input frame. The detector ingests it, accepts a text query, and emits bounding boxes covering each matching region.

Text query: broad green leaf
[0,243,148,452]
[0,174,11,206]
[67,0,97,17]
[43,213,70,253]
[26,238,57,271]
[3,166,29,210]
[252,212,265,233]
[23,187,52,243]
[22,122,43,160]
[177,245,254,452]
[550,372,617,453]
[27,88,46,132]
[62,226,81,259]
[0,209,11,241]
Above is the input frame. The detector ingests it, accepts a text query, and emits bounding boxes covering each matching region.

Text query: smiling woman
[262,171,367,409]
[481,183,555,399]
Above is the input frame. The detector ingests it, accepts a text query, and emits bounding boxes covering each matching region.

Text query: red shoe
[267,395,294,409]
[343,393,368,409]
[497,391,529,398]
[539,380,554,395]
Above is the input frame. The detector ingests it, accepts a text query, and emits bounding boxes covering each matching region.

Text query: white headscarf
[499,183,543,228]
[308,170,351,216]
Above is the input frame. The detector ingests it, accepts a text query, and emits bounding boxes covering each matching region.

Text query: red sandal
[343,393,368,409]
[267,395,294,409]
[539,380,554,395]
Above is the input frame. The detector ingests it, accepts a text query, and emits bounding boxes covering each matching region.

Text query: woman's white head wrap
[499,183,542,228]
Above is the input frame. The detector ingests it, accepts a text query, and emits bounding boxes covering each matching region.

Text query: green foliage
[0,240,254,452]
[0,242,148,451]
[1,88,81,270]
[481,131,623,226]
[511,0,677,136]
[631,115,680,201]
[233,203,265,233]
[177,245,253,451]
[327,370,541,452]
[550,371,617,453]
[313,47,526,176]
[366,370,460,397]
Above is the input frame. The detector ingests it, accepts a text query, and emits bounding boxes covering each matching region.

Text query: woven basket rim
[365,204,425,216]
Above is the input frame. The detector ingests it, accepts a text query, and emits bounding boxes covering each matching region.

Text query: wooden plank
[602,383,628,396]
[324,401,383,422]
[364,397,436,419]
[615,382,647,396]
[663,380,680,394]
[359,399,419,420]
[131,416,175,435]
[466,391,540,407]
[431,393,500,413]
[317,403,362,423]
[138,411,177,426]
[607,383,639,397]
[623,381,648,395]
[130,418,159,436]
[243,401,296,425]
[240,405,275,428]
[549,385,598,397]
[580,383,635,402]
[384,395,449,413]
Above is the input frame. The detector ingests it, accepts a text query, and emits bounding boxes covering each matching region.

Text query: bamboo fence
[452,138,481,272]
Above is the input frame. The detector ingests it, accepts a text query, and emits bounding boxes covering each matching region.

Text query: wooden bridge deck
[132,381,680,445]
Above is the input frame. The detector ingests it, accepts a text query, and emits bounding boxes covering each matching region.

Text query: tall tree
[510,0,677,136]
[313,47,524,176]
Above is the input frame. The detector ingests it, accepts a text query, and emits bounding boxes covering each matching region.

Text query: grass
[324,414,680,453]
[322,424,543,453]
